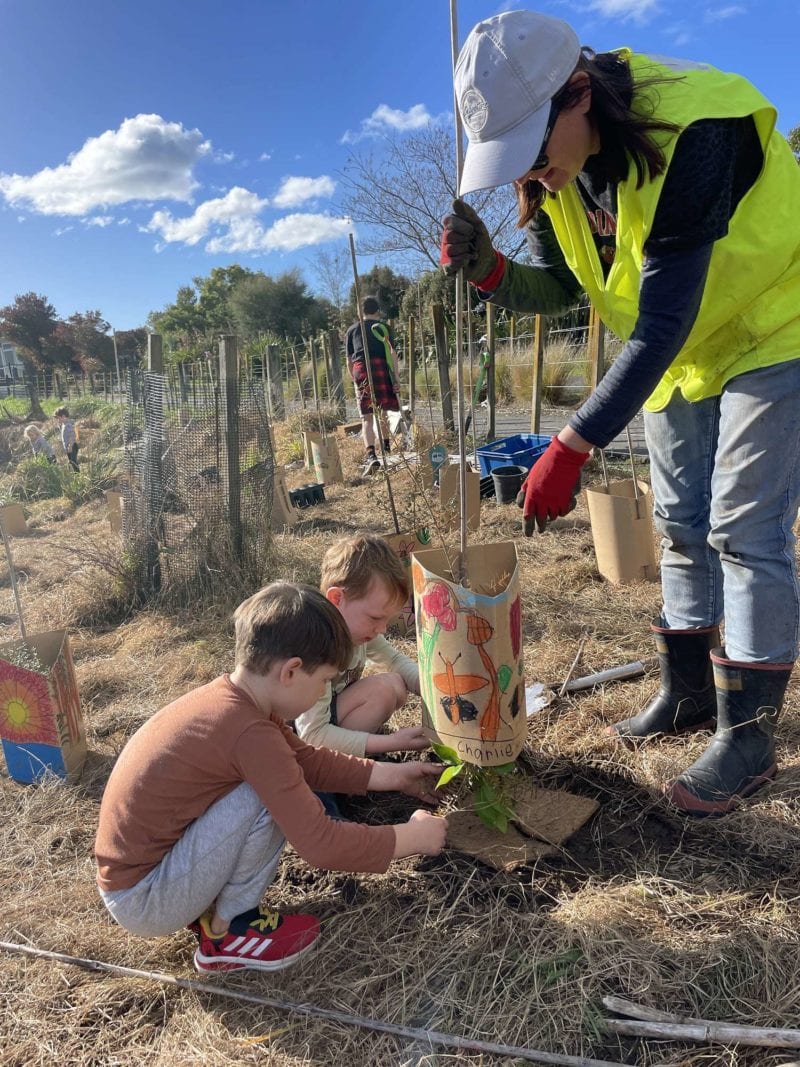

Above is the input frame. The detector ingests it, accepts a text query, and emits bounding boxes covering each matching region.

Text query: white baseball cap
[455,10,581,195]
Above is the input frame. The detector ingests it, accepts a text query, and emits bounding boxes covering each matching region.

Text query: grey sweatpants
[99,783,285,937]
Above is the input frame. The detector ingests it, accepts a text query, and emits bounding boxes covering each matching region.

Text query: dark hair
[362,296,380,315]
[54,406,71,418]
[234,581,352,674]
[516,49,682,227]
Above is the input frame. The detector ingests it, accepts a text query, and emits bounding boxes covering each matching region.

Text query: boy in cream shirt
[295,534,429,756]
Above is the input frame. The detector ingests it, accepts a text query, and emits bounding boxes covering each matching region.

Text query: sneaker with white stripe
[192,906,320,973]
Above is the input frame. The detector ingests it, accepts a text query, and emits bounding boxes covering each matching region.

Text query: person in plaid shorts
[345,296,401,476]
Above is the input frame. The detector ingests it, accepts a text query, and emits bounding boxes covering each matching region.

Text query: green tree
[787,124,800,163]
[61,310,115,373]
[347,264,411,321]
[230,269,331,341]
[0,291,61,417]
[195,264,254,334]
[148,286,207,359]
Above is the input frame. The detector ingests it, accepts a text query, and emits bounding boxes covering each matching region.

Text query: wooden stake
[0,940,627,1067]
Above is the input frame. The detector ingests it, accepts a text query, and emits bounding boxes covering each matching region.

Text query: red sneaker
[192,906,320,973]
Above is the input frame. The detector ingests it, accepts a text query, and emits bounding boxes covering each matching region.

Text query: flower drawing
[0,670,57,745]
[421,581,457,631]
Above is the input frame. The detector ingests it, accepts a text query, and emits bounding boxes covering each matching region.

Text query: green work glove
[440,199,498,284]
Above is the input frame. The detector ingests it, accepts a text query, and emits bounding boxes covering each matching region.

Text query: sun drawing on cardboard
[0,674,57,745]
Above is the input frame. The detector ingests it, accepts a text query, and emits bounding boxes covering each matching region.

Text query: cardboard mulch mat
[445,777,599,871]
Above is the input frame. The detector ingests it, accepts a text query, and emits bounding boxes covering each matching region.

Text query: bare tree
[339,125,527,270]
[309,249,350,326]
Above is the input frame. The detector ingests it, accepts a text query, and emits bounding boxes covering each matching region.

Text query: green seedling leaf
[436,764,464,789]
[497,664,513,693]
[431,742,460,765]
[491,762,517,776]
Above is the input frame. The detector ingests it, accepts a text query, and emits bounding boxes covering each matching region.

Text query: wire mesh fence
[120,364,274,600]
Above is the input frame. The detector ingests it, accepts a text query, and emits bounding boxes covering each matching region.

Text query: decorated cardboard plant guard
[0,630,86,783]
[310,434,343,486]
[384,527,432,636]
[412,540,525,767]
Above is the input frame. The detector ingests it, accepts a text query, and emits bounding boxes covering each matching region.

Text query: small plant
[432,741,518,833]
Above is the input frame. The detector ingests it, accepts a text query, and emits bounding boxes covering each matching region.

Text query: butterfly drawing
[434,651,488,726]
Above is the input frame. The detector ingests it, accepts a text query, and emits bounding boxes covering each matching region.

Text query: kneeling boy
[295,534,428,756]
[95,581,445,974]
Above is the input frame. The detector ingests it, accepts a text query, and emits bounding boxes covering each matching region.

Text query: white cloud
[207,212,353,254]
[271,175,336,208]
[145,186,267,247]
[212,149,235,163]
[586,0,659,20]
[259,152,272,162]
[341,103,445,144]
[85,215,113,227]
[704,5,745,21]
[144,184,350,254]
[53,225,74,236]
[0,114,211,215]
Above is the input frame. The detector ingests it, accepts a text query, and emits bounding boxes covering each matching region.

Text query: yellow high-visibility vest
[543,51,800,411]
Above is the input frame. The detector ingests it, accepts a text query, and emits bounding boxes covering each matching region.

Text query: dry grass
[1,425,799,1066]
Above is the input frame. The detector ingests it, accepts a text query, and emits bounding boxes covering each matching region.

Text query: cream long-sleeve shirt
[294,636,419,756]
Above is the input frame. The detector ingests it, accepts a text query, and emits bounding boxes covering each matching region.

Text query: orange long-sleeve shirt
[95,675,396,892]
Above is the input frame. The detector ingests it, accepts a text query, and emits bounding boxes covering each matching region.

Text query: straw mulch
[1,425,799,1067]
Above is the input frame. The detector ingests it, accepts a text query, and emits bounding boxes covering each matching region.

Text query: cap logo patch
[461,88,489,133]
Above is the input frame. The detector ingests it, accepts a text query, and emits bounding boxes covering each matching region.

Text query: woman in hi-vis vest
[440,10,800,816]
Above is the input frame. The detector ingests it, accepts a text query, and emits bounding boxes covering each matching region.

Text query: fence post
[265,344,286,420]
[529,314,545,434]
[219,336,242,562]
[588,304,606,390]
[143,334,164,593]
[289,343,306,409]
[485,303,496,442]
[431,303,454,432]
[325,330,346,419]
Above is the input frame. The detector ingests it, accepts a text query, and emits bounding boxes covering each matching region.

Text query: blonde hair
[24,424,43,440]
[233,580,352,674]
[320,533,409,602]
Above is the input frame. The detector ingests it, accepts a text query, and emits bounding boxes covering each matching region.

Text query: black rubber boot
[666,649,793,815]
[609,619,719,742]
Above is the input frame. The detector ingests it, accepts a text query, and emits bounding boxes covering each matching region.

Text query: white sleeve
[293,682,370,757]
[365,636,420,694]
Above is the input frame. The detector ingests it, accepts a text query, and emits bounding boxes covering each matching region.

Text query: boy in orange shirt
[295,534,428,756]
[95,581,445,974]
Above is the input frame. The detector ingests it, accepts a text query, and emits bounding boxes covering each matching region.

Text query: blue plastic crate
[477,433,551,477]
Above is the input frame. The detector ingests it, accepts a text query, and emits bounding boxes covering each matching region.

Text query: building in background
[0,340,24,381]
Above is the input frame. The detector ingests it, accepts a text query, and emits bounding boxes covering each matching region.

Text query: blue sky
[1,0,797,330]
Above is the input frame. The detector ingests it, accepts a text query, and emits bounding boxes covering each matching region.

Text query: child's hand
[389,725,430,752]
[393,809,448,858]
[368,759,441,801]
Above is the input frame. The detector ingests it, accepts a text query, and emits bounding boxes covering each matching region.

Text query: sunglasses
[527,97,562,174]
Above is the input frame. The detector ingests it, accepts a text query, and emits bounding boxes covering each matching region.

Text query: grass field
[0,412,798,1067]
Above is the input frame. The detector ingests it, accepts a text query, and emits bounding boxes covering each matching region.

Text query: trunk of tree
[24,367,45,420]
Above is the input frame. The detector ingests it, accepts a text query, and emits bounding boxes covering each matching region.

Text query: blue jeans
[644,359,800,664]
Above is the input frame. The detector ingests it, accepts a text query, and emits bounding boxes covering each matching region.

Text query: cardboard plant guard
[0,503,28,537]
[310,435,343,486]
[0,630,86,783]
[585,479,658,584]
[412,541,525,767]
[270,470,298,531]
[383,527,432,636]
[438,463,481,533]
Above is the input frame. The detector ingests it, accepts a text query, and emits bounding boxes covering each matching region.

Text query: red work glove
[515,437,589,535]
[439,199,506,288]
